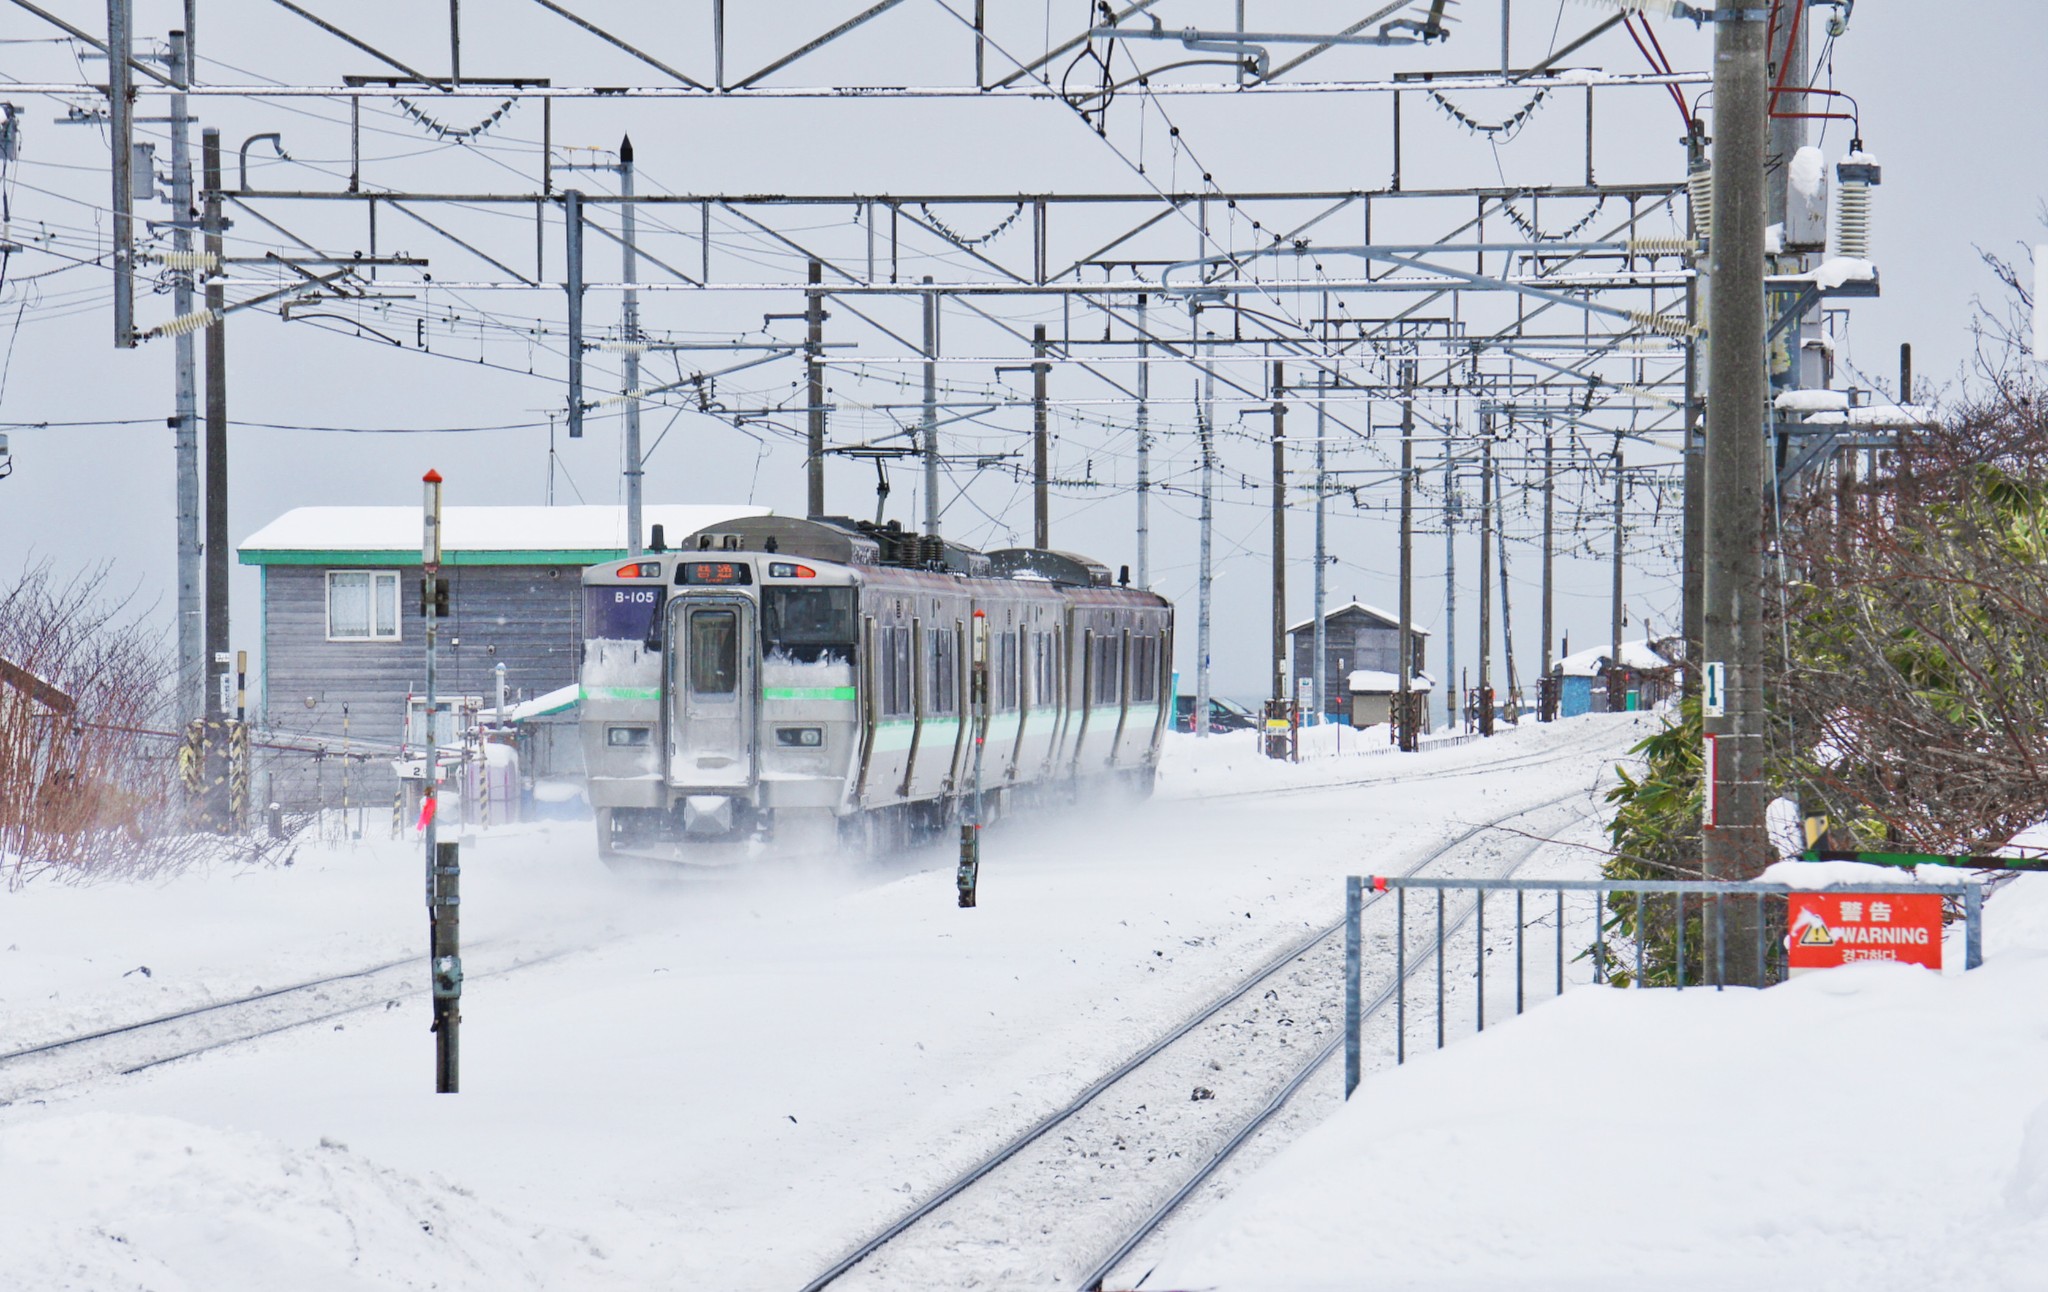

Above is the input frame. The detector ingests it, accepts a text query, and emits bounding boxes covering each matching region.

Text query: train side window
[998,631,1017,710]
[1092,633,1120,705]
[930,628,958,716]
[896,626,913,716]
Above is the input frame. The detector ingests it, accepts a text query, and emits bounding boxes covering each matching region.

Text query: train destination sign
[1786,892,1944,974]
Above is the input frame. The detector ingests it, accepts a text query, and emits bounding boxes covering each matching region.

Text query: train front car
[581,516,1175,867]
[580,520,870,861]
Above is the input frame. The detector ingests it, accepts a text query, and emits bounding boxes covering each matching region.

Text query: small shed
[1553,638,1681,716]
[1346,669,1435,732]
[238,502,764,810]
[1288,603,1430,723]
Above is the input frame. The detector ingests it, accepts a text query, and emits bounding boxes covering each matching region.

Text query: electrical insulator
[1687,161,1713,242]
[1833,147,1881,262]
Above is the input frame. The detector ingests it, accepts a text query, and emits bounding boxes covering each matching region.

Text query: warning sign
[1786,892,1944,974]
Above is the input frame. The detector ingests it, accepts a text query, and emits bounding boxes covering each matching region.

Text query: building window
[327,570,400,641]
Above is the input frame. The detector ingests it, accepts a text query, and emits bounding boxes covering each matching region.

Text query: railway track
[0,935,584,1106]
[1078,800,1610,1291]
[1188,716,1636,805]
[795,778,1608,1292]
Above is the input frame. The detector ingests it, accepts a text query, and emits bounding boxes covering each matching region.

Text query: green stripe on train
[582,685,661,702]
[762,686,859,701]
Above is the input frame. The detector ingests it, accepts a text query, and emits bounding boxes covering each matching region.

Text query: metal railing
[1341,876,1986,1097]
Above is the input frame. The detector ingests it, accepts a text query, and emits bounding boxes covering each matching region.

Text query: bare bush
[0,564,259,884]
[1771,376,2048,853]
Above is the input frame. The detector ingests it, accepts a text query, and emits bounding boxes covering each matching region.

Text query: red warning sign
[1786,892,1945,973]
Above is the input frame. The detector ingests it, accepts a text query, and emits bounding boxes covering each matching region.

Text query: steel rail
[0,940,581,1099]
[1078,804,1599,1291]
[794,783,1598,1291]
[0,954,419,1066]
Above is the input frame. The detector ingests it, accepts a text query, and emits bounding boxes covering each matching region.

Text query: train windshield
[585,585,664,640]
[763,586,857,663]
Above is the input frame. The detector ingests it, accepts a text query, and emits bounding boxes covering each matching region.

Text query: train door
[667,596,755,788]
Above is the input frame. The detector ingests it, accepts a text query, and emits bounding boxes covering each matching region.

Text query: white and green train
[579,515,1173,862]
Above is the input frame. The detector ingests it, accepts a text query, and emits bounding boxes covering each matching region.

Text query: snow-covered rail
[0,939,579,1106]
[797,784,1604,1292]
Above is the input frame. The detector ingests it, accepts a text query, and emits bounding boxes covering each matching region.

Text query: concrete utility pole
[564,188,584,437]
[1540,432,1555,680]
[1478,426,1494,737]
[1033,324,1049,547]
[201,127,227,749]
[107,0,135,348]
[805,259,826,517]
[1196,328,1216,739]
[1683,123,1709,690]
[1312,371,1328,726]
[1702,8,1771,903]
[1270,361,1286,704]
[618,136,643,555]
[1443,433,1458,727]
[1495,472,1519,716]
[922,276,939,538]
[168,27,200,723]
[1611,444,1625,700]
[1135,294,1150,585]
[1397,368,1415,751]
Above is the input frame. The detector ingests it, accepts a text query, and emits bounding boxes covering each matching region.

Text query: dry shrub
[1771,374,2048,852]
[0,563,264,885]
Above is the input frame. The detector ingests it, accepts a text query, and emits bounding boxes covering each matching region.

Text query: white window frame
[326,569,402,642]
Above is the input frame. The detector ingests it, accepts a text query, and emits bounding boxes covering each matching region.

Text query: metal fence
[1341,876,1986,1097]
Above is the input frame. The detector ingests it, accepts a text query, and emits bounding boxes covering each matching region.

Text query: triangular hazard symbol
[1798,919,1834,946]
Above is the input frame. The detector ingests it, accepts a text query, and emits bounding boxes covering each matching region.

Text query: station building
[1287,602,1431,725]
[237,503,762,809]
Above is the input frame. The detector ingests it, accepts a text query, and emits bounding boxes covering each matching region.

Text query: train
[578,515,1174,862]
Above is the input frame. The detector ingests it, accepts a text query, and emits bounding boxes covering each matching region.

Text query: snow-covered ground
[1149,871,2048,1291]
[0,715,1645,1289]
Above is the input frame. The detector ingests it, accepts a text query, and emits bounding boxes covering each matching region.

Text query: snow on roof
[1287,601,1431,638]
[1807,257,1876,290]
[1347,669,1435,693]
[1774,388,1852,414]
[239,504,768,566]
[1803,403,1937,428]
[1555,638,1674,677]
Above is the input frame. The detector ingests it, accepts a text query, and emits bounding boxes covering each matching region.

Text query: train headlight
[775,726,824,748]
[606,726,652,747]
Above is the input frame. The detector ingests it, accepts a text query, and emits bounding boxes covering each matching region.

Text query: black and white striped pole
[422,468,461,1092]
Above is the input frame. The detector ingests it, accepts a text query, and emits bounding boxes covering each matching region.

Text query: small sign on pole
[1703,661,1726,718]
[1702,733,1719,829]
[1787,892,1944,974]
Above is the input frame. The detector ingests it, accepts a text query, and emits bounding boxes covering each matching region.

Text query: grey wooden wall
[258,563,586,809]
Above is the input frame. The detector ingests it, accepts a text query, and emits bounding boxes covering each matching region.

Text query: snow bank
[1151,878,2048,1290]
[0,1114,611,1290]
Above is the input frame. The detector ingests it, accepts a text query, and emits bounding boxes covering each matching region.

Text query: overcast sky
[0,1,2040,706]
